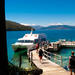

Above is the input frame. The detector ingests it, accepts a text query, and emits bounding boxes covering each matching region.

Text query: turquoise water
[6,30,75,69]
[6,31,33,69]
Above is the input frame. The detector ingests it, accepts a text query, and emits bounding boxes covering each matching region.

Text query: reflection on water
[11,51,32,69]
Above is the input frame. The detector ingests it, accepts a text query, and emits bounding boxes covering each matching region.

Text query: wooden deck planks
[32,50,70,75]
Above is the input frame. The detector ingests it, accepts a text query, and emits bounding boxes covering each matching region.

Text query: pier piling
[61,56,63,66]
[19,54,22,68]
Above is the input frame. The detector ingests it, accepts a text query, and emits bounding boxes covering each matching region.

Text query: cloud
[48,22,64,26]
[20,23,38,26]
[31,24,37,26]
[20,23,31,26]
[56,23,64,25]
[41,25,49,27]
[41,22,64,27]
[20,22,65,27]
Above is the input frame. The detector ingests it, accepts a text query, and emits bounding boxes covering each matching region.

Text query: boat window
[41,38,46,41]
[34,39,38,44]
[25,40,33,43]
[17,40,33,43]
[34,38,46,44]
[17,40,24,43]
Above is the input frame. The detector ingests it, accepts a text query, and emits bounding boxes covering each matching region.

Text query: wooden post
[55,55,57,63]
[31,52,33,61]
[19,54,22,68]
[31,52,33,66]
[28,50,30,62]
[61,56,62,66]
[46,54,48,59]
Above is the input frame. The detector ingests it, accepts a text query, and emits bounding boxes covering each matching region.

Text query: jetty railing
[43,50,69,70]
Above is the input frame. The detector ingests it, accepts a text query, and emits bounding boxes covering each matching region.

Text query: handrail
[43,50,63,66]
[44,50,61,57]
[43,53,51,59]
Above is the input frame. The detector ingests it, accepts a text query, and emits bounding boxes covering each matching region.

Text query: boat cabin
[17,33,46,44]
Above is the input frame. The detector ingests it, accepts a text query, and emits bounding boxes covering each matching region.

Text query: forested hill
[6,20,35,31]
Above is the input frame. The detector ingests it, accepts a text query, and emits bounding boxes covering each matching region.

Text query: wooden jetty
[46,39,75,52]
[31,50,70,75]
[61,41,75,48]
[27,39,75,74]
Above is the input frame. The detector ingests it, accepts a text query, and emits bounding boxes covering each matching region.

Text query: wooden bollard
[31,52,33,66]
[55,55,57,63]
[61,56,62,66]
[47,54,48,59]
[28,50,30,62]
[31,52,33,62]
[19,54,22,68]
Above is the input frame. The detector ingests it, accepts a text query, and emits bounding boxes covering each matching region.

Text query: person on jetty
[36,43,39,53]
[39,49,43,63]
[69,51,75,75]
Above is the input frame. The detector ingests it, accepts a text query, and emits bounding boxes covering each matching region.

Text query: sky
[5,0,75,26]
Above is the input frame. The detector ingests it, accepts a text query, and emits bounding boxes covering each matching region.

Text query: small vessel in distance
[12,30,46,52]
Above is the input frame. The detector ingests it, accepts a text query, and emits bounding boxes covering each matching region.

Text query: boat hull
[12,44,36,52]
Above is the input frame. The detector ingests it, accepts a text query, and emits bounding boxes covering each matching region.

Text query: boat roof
[18,34,39,40]
[18,30,46,40]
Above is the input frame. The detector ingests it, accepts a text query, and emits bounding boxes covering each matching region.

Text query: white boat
[12,30,46,52]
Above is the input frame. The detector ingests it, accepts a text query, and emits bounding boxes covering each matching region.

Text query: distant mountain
[32,25,75,30]
[6,20,35,31]
[32,25,43,30]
